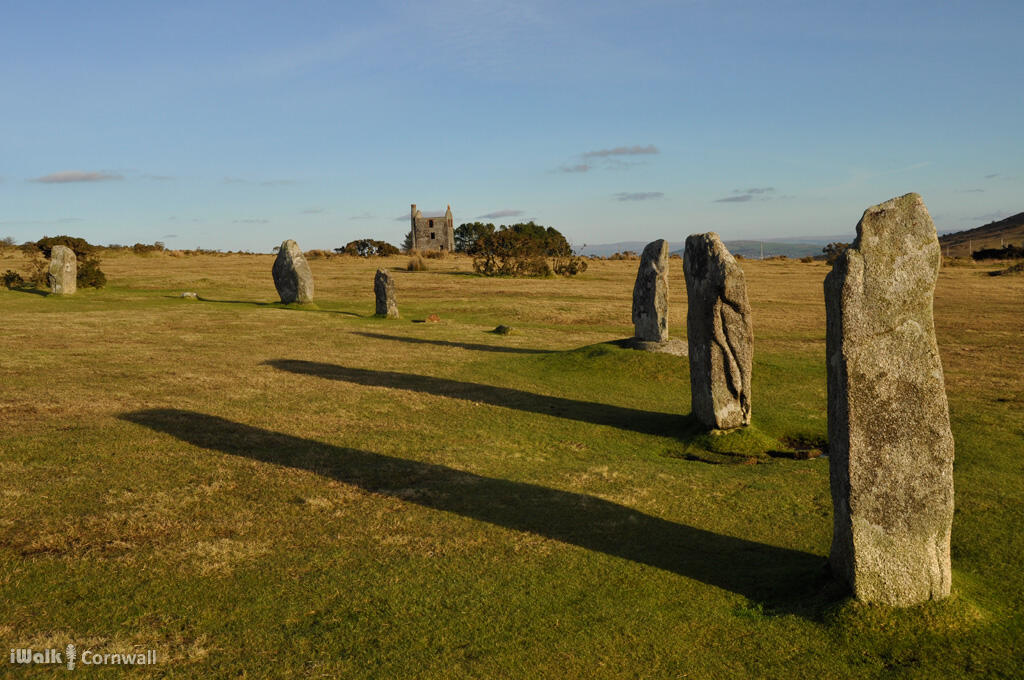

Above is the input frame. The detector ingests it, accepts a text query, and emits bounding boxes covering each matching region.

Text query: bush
[552,255,588,276]
[2,270,25,288]
[77,258,107,288]
[25,255,49,287]
[304,249,334,260]
[131,242,165,255]
[608,251,638,261]
[800,256,815,263]
[407,255,427,271]
[989,262,1024,276]
[28,236,107,288]
[35,235,95,259]
[972,245,1024,261]
[336,239,400,257]
[421,249,446,259]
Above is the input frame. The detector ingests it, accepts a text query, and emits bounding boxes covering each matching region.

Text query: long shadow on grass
[120,408,833,617]
[353,331,552,355]
[265,359,681,437]
[194,297,362,317]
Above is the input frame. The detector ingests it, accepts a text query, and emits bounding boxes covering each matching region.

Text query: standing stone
[47,245,77,295]
[632,239,670,342]
[683,233,752,429]
[374,268,398,318]
[825,193,954,606]
[272,240,314,304]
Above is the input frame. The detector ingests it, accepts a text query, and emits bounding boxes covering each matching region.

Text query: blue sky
[2,0,1021,251]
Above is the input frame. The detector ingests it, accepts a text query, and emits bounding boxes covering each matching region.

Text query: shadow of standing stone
[48,245,77,295]
[374,268,399,318]
[683,233,753,429]
[825,193,954,606]
[272,240,314,304]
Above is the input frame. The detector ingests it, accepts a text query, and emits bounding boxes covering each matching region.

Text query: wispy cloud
[57,217,84,223]
[984,173,999,179]
[613,192,663,202]
[30,170,123,183]
[478,209,524,219]
[557,144,659,174]
[302,208,327,215]
[350,212,375,220]
[162,234,179,239]
[956,188,985,193]
[582,144,658,159]
[233,218,269,224]
[142,174,174,181]
[713,187,776,203]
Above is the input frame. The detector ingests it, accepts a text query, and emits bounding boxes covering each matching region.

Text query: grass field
[1,250,1022,678]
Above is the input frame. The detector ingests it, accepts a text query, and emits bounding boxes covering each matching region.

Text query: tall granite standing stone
[632,239,670,342]
[825,193,954,606]
[683,233,752,430]
[47,245,77,295]
[374,268,398,318]
[272,240,314,304]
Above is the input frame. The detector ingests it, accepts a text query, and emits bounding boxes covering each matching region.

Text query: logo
[10,645,156,670]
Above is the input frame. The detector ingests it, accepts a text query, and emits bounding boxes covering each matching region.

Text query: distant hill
[577,239,827,259]
[938,212,1024,257]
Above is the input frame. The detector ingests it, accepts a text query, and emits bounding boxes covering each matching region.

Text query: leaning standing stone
[374,268,398,318]
[632,239,670,342]
[683,233,752,429]
[272,240,314,303]
[47,245,77,295]
[825,193,954,606]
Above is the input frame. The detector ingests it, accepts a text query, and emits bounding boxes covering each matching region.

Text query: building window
[429,220,434,228]
[430,232,436,239]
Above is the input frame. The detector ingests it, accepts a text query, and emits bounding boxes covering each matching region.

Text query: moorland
[1,250,1021,678]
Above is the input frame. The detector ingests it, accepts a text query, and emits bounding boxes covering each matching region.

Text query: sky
[1,0,1021,252]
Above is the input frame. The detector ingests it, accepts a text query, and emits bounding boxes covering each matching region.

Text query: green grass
[1,252,1022,677]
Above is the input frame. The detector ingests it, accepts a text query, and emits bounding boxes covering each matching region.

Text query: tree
[336,239,400,257]
[454,222,495,254]
[823,242,850,265]
[402,231,413,252]
[472,222,587,277]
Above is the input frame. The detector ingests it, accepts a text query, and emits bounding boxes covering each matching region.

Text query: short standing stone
[825,193,954,606]
[374,268,398,318]
[683,233,753,429]
[632,239,670,342]
[272,240,314,304]
[47,245,77,295]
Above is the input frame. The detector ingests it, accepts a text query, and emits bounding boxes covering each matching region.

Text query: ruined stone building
[411,204,454,251]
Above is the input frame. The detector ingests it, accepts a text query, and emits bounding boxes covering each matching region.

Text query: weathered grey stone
[825,193,954,606]
[47,245,77,295]
[374,268,398,318]
[632,239,670,342]
[272,240,314,304]
[683,233,752,429]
